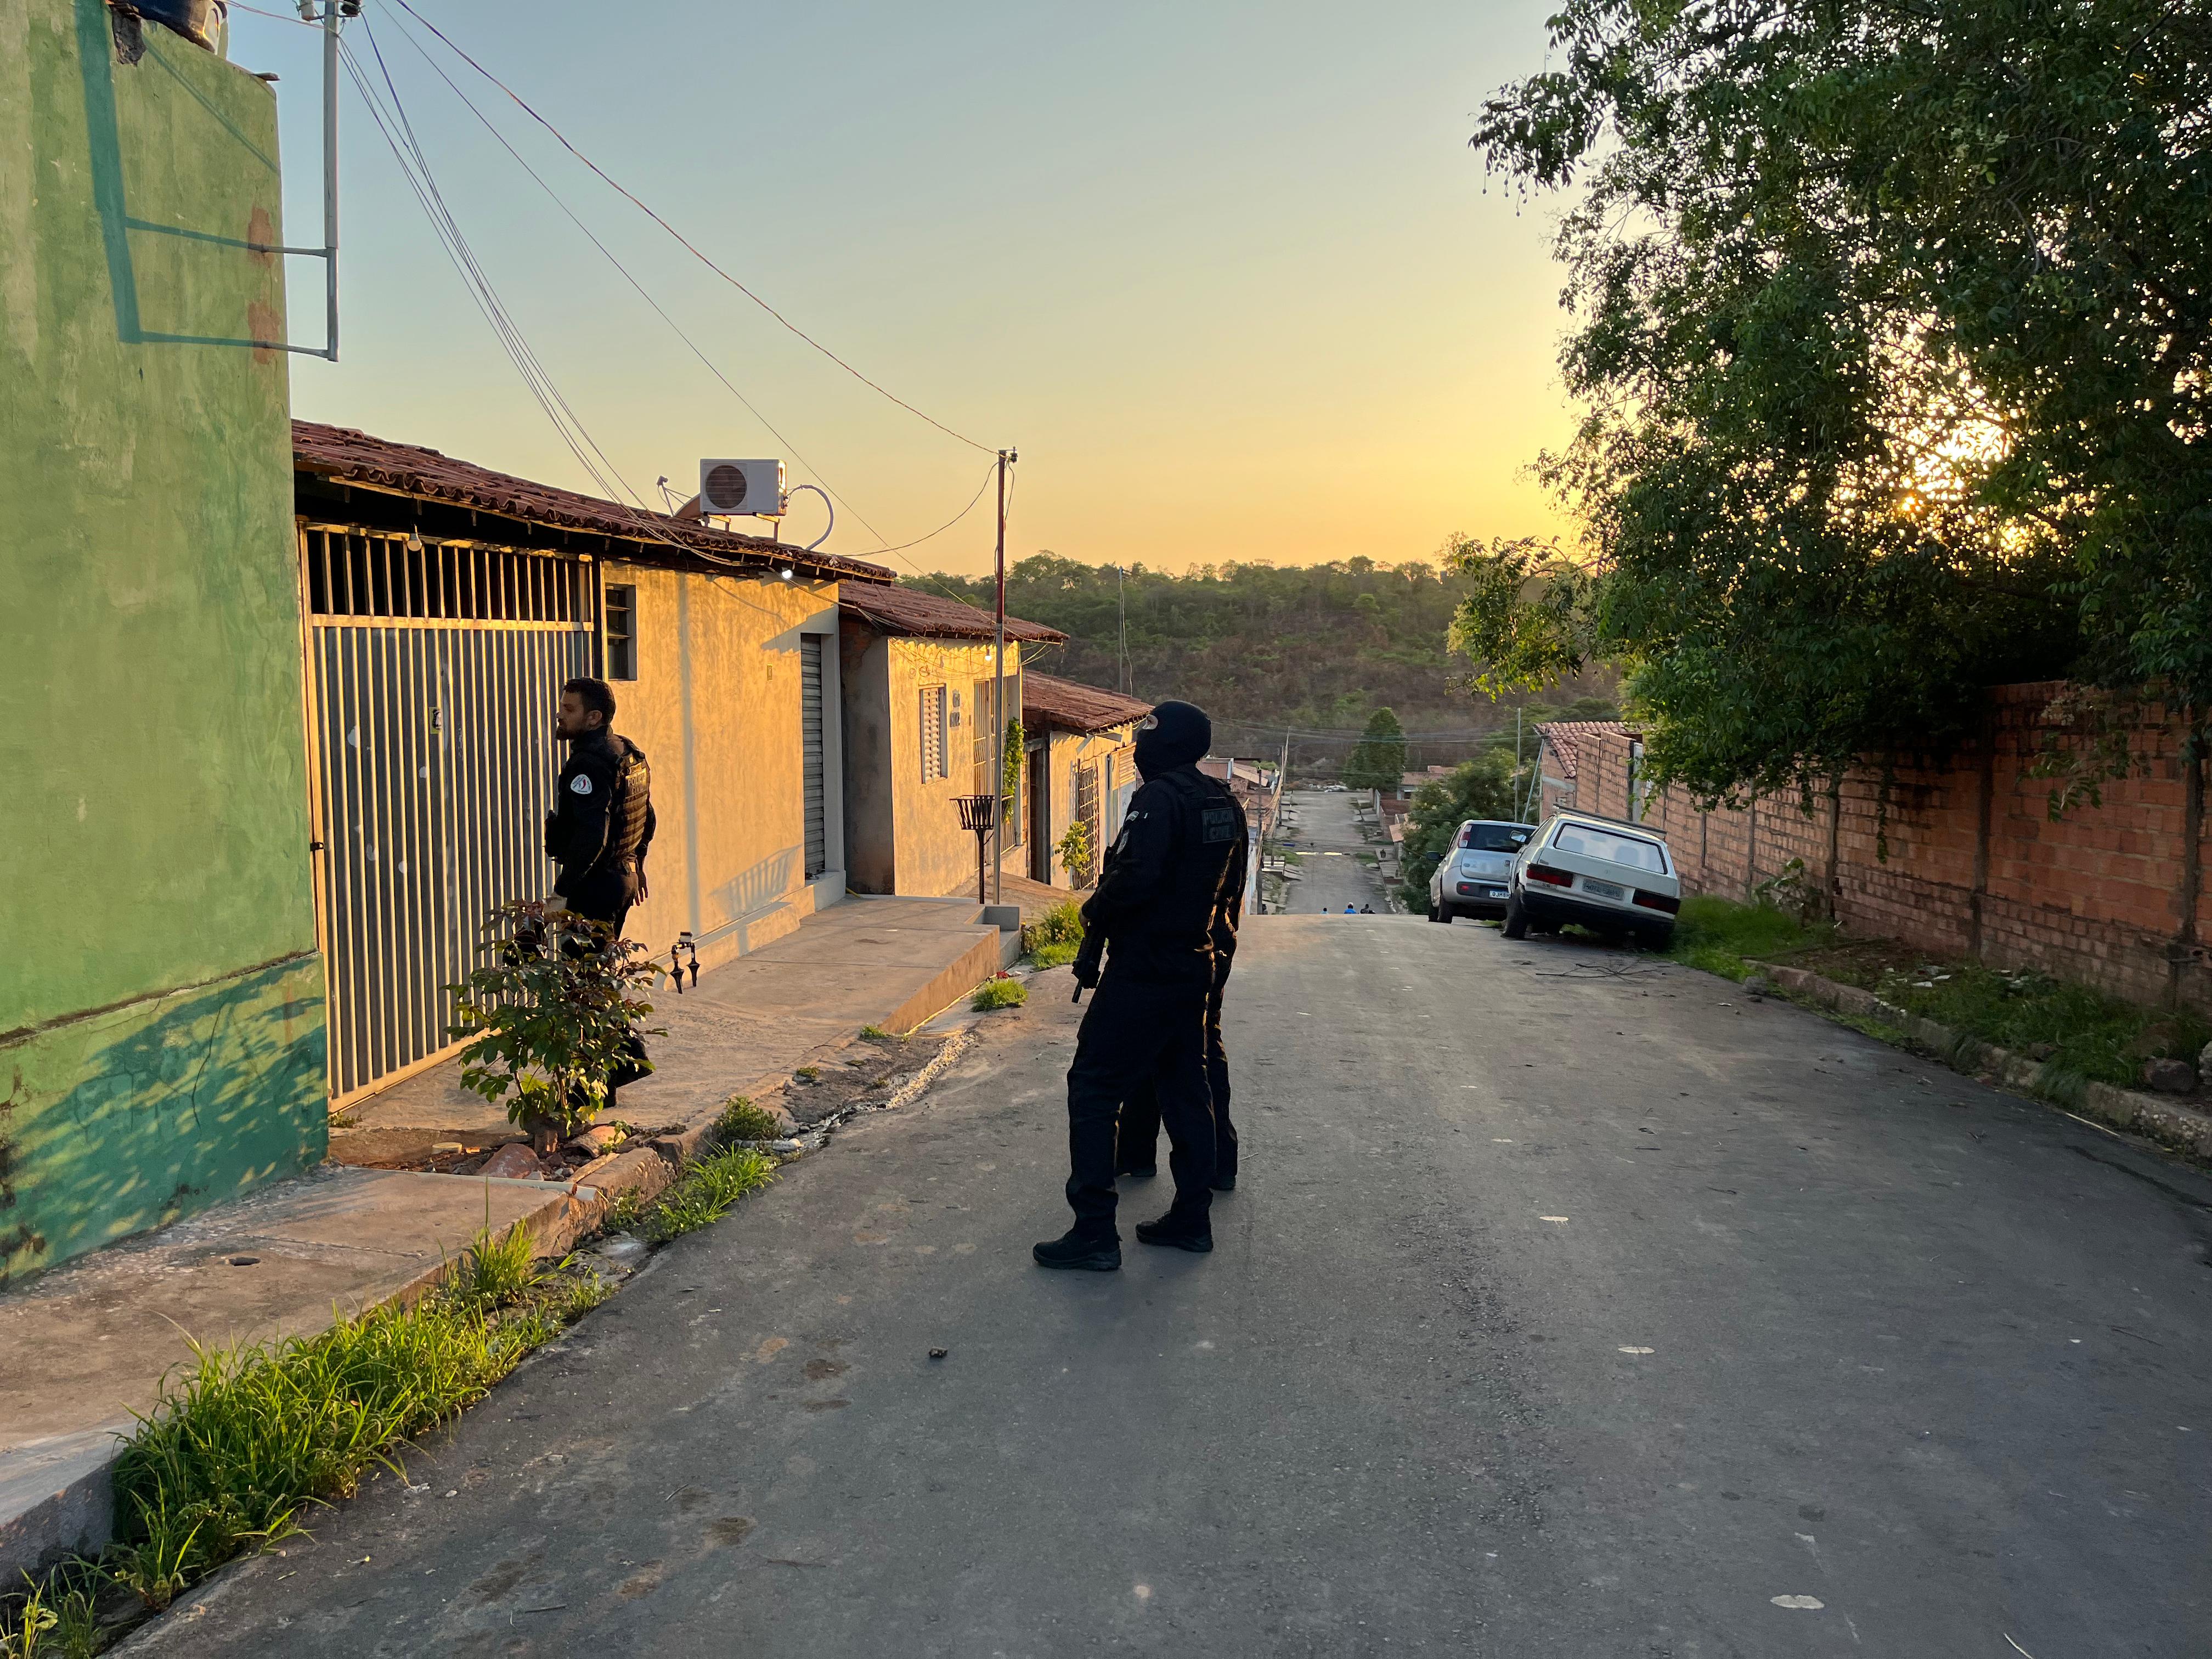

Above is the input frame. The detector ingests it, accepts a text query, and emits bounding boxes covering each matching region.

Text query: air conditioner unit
[697,459,785,517]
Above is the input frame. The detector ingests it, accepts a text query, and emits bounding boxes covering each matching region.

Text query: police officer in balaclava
[1035,701,1244,1271]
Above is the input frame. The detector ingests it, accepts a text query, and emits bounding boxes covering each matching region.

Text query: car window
[1460,823,1531,853]
[1551,821,1668,872]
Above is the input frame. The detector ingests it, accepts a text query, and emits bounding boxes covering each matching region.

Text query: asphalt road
[1277,788,1391,913]
[144,917,2211,1656]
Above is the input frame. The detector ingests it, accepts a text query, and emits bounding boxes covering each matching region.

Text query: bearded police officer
[548,676,656,934]
[1035,701,1243,1271]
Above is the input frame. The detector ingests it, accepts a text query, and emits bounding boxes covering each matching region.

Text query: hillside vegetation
[913,554,1613,767]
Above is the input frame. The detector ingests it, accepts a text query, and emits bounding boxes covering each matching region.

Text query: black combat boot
[1133,1210,1214,1253]
[1033,1228,1122,1271]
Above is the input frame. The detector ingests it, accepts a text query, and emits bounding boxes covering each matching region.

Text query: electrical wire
[365,3,1009,616]
[382,0,995,455]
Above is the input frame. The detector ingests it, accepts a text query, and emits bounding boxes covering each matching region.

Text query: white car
[1426,819,1535,922]
[1502,810,1680,948]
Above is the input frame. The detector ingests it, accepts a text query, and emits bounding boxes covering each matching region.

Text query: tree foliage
[1342,708,1409,790]
[1465,0,2210,799]
[1394,749,1524,910]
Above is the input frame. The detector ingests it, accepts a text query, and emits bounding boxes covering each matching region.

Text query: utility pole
[990,447,1014,905]
[1116,565,1127,693]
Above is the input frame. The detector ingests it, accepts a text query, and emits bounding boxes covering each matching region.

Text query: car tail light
[1525,864,1572,887]
[1633,889,1680,913]
[1456,882,1479,895]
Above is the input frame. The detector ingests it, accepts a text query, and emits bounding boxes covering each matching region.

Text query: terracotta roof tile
[293,420,895,585]
[839,583,1066,644]
[1023,673,1150,734]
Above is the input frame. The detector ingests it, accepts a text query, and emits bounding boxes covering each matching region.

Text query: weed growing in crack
[643,1147,778,1243]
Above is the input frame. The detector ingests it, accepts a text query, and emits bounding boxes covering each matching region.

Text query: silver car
[1426,819,1536,922]
[1502,810,1681,948]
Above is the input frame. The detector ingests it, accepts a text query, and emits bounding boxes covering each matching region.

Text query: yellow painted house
[836,585,1066,898]
[1019,673,1151,889]
[291,422,896,1105]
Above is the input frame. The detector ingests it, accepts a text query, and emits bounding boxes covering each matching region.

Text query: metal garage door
[302,527,595,1105]
[800,635,827,879]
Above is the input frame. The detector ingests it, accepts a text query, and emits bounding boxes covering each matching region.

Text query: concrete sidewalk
[0,896,1006,1583]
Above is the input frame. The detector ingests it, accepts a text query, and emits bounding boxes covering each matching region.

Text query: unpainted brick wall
[1564,684,2211,1011]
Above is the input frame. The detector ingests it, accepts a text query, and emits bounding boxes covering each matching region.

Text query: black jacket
[1080,764,1248,985]
[548,729,655,898]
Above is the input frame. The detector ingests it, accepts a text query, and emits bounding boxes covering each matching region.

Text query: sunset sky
[233,1,1578,579]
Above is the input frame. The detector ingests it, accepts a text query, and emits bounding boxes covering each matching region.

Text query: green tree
[1464,0,2209,800]
[1395,752,1521,910]
[1341,708,1409,791]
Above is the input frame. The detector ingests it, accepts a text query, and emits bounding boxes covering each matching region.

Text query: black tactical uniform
[1037,701,1242,1268]
[1114,807,1245,1185]
[547,727,655,934]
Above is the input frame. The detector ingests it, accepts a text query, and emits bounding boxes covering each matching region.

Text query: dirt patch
[770,1035,951,1128]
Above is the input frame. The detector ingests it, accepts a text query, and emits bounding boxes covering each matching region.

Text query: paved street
[1278,787,1392,913]
[145,917,2211,1656]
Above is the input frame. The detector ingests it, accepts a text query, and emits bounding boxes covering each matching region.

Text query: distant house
[1532,721,1629,822]
[292,422,895,1105]
[1020,674,1151,888]
[837,585,1066,898]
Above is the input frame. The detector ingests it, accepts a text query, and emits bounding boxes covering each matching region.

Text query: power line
[382,0,995,455]
[349,14,1008,623]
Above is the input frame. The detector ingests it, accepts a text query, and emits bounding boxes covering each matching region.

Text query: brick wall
[1562,684,2211,1011]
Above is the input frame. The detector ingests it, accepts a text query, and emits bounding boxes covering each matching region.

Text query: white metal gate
[800,636,827,879]
[302,527,595,1104]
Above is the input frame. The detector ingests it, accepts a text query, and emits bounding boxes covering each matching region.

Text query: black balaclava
[1134,700,1211,780]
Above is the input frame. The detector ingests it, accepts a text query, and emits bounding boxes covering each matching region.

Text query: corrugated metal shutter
[303,528,593,1105]
[801,635,827,878]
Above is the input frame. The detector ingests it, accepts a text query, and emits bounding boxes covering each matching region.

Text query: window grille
[604,585,637,678]
[302,527,589,625]
[919,684,947,781]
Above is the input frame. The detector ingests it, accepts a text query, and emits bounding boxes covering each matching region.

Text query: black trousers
[1065,968,1214,1234]
[1118,956,1234,1181]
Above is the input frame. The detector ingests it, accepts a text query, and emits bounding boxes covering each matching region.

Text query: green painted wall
[0,0,325,1283]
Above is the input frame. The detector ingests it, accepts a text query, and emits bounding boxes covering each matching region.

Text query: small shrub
[794,1065,820,1082]
[972,978,1029,1012]
[858,1024,893,1041]
[1031,902,1084,947]
[713,1097,782,1143]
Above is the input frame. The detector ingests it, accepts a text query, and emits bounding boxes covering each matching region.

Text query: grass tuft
[857,1024,893,1041]
[712,1096,782,1143]
[644,1146,778,1243]
[1666,894,1834,979]
[1,1227,610,1649]
[972,978,1029,1012]
[1025,904,1085,969]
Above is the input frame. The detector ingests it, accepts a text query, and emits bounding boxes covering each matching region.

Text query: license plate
[1580,878,1625,901]
[1485,887,1506,899]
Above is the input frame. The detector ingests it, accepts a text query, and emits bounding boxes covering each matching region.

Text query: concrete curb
[1753,962,2212,1163]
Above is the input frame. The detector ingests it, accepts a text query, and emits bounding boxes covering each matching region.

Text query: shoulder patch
[1202,805,1238,844]
[569,774,594,795]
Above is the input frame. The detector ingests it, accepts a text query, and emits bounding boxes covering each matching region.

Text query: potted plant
[448,901,663,1158]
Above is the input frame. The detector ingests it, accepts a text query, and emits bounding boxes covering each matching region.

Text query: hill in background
[911,553,1615,775]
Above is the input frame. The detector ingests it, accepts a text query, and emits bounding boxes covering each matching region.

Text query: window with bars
[302,528,589,624]
[604,585,637,679]
[919,684,948,781]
